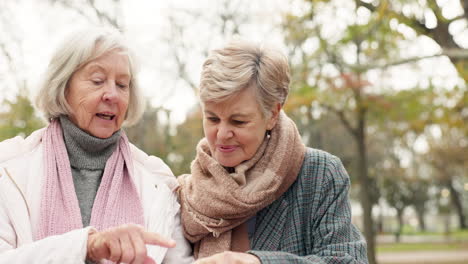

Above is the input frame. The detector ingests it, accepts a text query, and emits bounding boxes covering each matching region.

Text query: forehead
[82,50,131,76]
[203,88,262,117]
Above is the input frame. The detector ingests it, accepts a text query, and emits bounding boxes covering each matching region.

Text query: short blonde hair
[199,41,290,117]
[35,27,145,126]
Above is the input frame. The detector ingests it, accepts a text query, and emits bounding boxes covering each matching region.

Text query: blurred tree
[282,1,408,261]
[0,91,45,141]
[426,128,467,229]
[48,0,122,28]
[409,175,431,232]
[424,83,467,229]
[163,0,252,93]
[124,104,172,163]
[169,106,204,175]
[0,1,45,140]
[283,1,467,261]
[382,165,412,242]
[356,0,468,82]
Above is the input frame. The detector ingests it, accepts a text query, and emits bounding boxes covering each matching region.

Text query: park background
[0,0,467,263]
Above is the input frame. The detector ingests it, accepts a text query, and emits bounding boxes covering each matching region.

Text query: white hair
[35,26,145,126]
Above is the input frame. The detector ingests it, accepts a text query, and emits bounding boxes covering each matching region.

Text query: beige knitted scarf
[177,111,306,258]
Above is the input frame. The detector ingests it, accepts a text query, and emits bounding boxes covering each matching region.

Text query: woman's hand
[194,251,261,264]
[86,224,176,264]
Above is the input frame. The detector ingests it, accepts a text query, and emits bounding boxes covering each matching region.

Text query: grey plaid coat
[248,148,369,263]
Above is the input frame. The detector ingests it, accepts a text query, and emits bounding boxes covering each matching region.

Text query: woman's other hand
[194,251,261,264]
[86,224,176,264]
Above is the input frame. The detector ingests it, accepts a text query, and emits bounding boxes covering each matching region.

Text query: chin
[90,130,115,139]
[218,159,241,168]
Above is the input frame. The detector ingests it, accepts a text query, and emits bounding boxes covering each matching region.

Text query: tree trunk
[431,10,468,83]
[415,207,427,232]
[447,180,467,229]
[395,208,404,243]
[355,111,377,264]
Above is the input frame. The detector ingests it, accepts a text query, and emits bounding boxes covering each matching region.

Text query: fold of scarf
[177,111,306,258]
[36,119,145,247]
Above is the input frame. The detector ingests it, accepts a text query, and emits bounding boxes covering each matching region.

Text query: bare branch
[0,42,13,67]
[87,0,119,28]
[461,0,468,21]
[52,0,120,28]
[165,15,198,92]
[356,0,433,36]
[161,0,250,94]
[352,48,468,71]
[322,103,359,138]
[448,14,466,23]
[354,0,375,11]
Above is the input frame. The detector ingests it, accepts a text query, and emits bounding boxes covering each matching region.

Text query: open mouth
[96,113,115,120]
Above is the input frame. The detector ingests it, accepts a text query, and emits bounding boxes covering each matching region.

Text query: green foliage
[126,103,204,176]
[371,87,438,135]
[169,106,204,176]
[125,104,171,160]
[383,169,413,212]
[0,93,45,141]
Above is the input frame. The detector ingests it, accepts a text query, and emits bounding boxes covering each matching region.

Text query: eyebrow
[204,110,253,119]
[85,63,131,79]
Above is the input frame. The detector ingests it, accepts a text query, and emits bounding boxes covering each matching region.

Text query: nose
[217,123,234,140]
[102,82,118,102]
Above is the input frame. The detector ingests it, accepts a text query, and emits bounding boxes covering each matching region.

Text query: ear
[266,102,281,130]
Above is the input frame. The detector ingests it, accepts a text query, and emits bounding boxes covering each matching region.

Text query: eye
[206,116,219,123]
[92,79,104,85]
[117,82,129,89]
[232,120,246,125]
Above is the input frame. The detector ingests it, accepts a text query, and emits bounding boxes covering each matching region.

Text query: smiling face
[66,50,131,138]
[202,86,280,168]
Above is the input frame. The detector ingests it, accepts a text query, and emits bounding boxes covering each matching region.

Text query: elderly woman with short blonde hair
[177,41,368,264]
[0,27,193,264]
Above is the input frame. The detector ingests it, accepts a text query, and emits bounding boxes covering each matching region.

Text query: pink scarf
[36,119,144,241]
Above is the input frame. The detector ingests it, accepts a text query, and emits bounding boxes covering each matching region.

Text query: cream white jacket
[0,128,194,264]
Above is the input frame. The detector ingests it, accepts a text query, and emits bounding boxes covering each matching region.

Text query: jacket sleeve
[248,155,368,264]
[0,200,92,264]
[162,206,194,264]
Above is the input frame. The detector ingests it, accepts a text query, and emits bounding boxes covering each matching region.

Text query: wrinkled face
[66,50,130,138]
[203,87,279,168]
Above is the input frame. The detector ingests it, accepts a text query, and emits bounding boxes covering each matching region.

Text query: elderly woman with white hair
[0,27,193,264]
[177,41,368,264]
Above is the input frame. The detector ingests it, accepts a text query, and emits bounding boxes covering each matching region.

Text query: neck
[59,115,121,169]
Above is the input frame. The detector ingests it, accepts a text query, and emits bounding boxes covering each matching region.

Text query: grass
[381,261,467,264]
[377,242,468,253]
[451,229,468,240]
[397,228,468,239]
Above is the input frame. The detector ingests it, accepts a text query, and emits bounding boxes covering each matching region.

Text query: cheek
[120,92,130,107]
[116,93,130,118]
[203,125,218,150]
[245,129,265,151]
[204,125,216,141]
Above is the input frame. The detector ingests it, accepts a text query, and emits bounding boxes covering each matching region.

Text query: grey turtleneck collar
[59,115,121,170]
